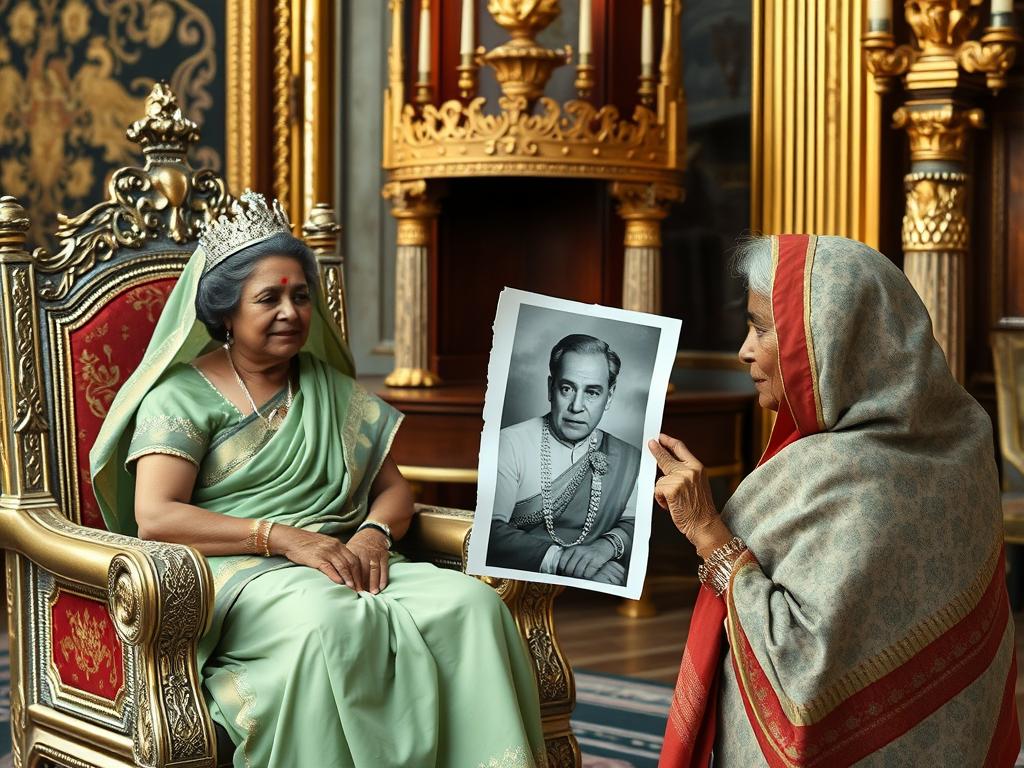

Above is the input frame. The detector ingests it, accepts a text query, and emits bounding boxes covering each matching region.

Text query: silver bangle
[601,531,626,560]
[697,536,746,597]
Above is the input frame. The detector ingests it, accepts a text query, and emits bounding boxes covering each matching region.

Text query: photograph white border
[467,288,682,599]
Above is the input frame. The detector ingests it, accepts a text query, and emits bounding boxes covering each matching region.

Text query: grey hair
[549,334,622,389]
[195,232,320,342]
[731,235,774,297]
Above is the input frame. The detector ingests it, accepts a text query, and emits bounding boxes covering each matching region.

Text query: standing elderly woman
[90,192,545,767]
[653,234,1019,766]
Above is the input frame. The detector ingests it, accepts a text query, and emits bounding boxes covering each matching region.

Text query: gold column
[382,181,441,388]
[611,182,683,314]
[863,0,1020,382]
[751,0,882,244]
[302,203,349,342]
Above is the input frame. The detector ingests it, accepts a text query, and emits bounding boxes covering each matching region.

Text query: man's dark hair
[548,334,621,389]
[195,232,320,342]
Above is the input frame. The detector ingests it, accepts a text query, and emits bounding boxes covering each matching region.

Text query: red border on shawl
[772,234,821,438]
[728,547,1016,768]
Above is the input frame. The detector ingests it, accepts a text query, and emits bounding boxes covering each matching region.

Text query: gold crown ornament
[199,190,293,274]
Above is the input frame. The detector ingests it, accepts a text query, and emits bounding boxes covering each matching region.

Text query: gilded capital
[611,182,684,222]
[904,0,982,55]
[892,104,984,163]
[382,180,440,220]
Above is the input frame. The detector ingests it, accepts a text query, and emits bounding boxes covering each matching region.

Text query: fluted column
[302,203,349,342]
[894,101,982,385]
[382,181,441,387]
[610,182,683,314]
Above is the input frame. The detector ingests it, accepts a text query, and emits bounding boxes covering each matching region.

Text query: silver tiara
[199,190,293,274]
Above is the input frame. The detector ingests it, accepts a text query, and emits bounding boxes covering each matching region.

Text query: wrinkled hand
[649,433,719,544]
[557,539,616,579]
[591,560,626,585]
[272,526,365,591]
[346,528,391,594]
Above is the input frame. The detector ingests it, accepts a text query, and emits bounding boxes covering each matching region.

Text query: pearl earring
[224,329,234,348]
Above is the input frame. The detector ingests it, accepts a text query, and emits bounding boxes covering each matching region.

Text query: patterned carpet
[574,671,671,767]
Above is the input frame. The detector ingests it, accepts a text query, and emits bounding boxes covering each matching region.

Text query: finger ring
[369,562,379,569]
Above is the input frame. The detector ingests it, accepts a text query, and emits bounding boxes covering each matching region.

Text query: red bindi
[280,277,288,285]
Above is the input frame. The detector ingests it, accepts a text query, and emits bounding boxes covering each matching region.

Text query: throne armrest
[1,503,216,767]
[399,504,473,569]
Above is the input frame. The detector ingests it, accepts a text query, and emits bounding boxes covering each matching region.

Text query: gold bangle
[245,519,261,554]
[260,521,274,557]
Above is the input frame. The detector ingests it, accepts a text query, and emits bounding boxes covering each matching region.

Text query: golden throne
[0,84,577,768]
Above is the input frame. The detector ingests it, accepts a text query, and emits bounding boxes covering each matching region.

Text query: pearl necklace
[540,417,607,547]
[223,346,293,430]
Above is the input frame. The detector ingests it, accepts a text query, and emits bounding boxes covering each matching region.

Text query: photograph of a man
[469,288,679,598]
[486,334,640,586]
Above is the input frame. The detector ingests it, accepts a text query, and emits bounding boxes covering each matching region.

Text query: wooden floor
[554,583,1024,719]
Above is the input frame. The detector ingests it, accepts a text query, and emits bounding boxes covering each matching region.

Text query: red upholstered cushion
[50,589,125,703]
[69,279,177,529]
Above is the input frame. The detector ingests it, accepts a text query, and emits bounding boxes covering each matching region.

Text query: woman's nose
[738,331,755,363]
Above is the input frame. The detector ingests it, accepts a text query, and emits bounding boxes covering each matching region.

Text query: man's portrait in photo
[487,333,640,586]
[469,289,680,598]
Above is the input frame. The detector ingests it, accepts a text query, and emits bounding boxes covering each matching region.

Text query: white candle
[991,0,1013,15]
[579,0,592,57]
[418,0,431,78]
[461,0,475,56]
[867,0,891,26]
[641,0,654,74]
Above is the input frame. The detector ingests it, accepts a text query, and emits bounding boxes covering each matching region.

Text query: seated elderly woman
[652,235,1019,767]
[90,192,544,767]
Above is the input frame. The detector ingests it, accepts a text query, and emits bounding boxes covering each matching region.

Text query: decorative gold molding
[272,0,293,212]
[302,203,348,341]
[226,0,258,195]
[902,171,969,252]
[957,25,1023,93]
[31,84,230,302]
[892,103,985,162]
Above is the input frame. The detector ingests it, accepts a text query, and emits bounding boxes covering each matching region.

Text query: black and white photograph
[468,289,681,598]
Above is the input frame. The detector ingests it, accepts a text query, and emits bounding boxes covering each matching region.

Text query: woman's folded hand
[271,525,366,591]
[649,434,720,547]
[346,528,392,594]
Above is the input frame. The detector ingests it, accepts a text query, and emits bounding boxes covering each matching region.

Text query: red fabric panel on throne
[50,590,125,703]
[68,278,177,529]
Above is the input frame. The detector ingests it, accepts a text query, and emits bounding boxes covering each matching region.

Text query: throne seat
[0,84,577,768]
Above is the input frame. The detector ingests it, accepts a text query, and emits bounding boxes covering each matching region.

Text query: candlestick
[991,0,1013,17]
[460,0,475,56]
[867,0,891,32]
[579,0,592,56]
[418,0,431,79]
[641,0,654,75]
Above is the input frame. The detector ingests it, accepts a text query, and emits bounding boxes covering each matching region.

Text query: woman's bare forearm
[366,458,416,541]
[137,500,273,555]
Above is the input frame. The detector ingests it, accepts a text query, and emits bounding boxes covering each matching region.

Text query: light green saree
[90,247,545,767]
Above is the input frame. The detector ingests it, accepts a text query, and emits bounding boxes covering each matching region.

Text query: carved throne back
[27,83,229,530]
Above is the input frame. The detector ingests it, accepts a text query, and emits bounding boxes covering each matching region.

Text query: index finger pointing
[659,433,698,465]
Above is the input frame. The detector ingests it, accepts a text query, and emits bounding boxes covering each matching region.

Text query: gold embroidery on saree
[477,744,538,768]
[727,540,1003,727]
[228,666,258,768]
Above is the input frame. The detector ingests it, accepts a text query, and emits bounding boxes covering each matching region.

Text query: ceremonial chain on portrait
[540,418,609,547]
[224,345,293,431]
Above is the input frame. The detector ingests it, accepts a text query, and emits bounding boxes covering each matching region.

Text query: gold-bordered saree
[90,247,546,768]
[661,235,1019,768]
